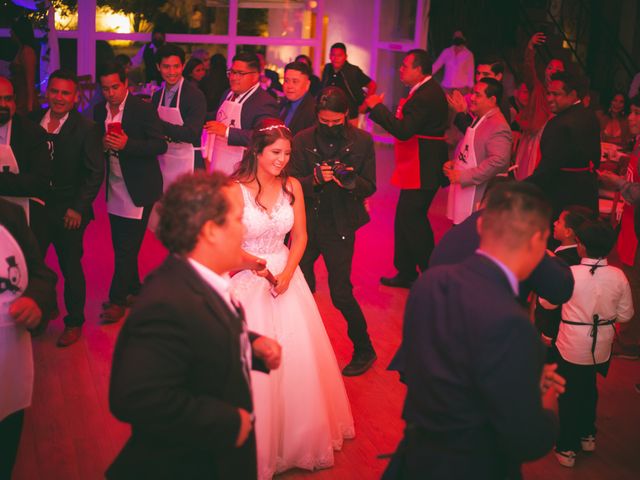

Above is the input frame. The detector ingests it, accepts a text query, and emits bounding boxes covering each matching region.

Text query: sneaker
[580,435,596,452]
[554,449,576,468]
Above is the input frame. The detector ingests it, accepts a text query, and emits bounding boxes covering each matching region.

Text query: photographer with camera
[288,87,377,376]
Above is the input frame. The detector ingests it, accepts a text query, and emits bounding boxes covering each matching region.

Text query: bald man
[0,76,51,224]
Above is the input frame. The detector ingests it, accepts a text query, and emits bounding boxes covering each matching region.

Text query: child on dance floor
[540,220,633,468]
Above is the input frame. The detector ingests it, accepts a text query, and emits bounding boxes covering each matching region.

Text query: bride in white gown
[229,119,355,479]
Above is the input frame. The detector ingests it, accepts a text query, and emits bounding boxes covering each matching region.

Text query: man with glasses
[204,52,278,174]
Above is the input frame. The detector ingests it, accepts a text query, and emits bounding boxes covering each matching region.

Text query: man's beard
[0,107,11,125]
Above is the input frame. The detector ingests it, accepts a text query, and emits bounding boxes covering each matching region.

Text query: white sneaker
[555,449,576,467]
[581,435,596,451]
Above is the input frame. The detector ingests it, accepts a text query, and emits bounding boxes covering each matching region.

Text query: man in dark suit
[366,49,449,288]
[28,70,104,346]
[289,87,377,376]
[0,198,56,478]
[205,52,278,174]
[280,61,316,136]
[94,61,167,323]
[527,71,601,219]
[385,182,564,480]
[130,27,166,85]
[107,173,281,480]
[0,76,50,223]
[151,44,207,171]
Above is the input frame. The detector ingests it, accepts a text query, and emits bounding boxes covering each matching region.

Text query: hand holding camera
[314,159,356,189]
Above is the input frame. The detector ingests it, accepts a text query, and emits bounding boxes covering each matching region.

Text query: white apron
[0,226,33,421]
[207,84,259,175]
[0,121,30,224]
[148,79,195,231]
[447,113,488,225]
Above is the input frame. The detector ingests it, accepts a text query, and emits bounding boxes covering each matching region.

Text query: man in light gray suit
[444,77,512,225]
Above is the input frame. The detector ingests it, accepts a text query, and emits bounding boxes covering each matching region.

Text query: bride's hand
[273,271,293,295]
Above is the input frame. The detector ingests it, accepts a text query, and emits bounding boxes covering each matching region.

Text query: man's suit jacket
[389,254,557,479]
[369,77,449,190]
[0,114,50,202]
[108,254,268,479]
[457,108,512,207]
[94,94,168,207]
[151,79,206,147]
[282,92,316,136]
[30,109,104,219]
[0,198,56,316]
[527,102,600,215]
[218,86,279,147]
[429,209,574,306]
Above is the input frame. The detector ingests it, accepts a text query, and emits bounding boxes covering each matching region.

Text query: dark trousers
[299,219,374,355]
[556,356,599,451]
[394,188,439,279]
[109,208,151,306]
[0,409,24,479]
[30,202,88,327]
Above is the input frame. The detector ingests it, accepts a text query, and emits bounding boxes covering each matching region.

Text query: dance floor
[14,144,640,479]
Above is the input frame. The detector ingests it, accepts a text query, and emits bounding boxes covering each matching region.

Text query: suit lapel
[56,109,79,143]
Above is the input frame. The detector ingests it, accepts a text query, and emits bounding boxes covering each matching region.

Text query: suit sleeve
[73,121,105,214]
[454,112,473,134]
[521,253,574,304]
[351,134,376,197]
[227,95,279,147]
[122,103,168,157]
[458,124,512,186]
[472,316,557,462]
[0,123,51,199]
[369,94,431,141]
[527,122,571,186]
[110,301,242,450]
[161,88,207,145]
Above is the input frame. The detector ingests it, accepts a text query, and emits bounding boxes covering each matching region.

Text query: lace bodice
[239,182,294,256]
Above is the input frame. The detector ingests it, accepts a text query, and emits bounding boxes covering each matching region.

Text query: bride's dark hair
[232,118,294,210]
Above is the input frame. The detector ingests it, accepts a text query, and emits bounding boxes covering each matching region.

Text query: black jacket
[321,61,371,118]
[289,124,376,236]
[94,94,168,207]
[30,109,104,219]
[281,92,316,136]
[369,77,449,190]
[0,114,50,202]
[108,254,267,480]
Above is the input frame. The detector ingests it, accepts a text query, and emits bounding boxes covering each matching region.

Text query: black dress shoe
[380,274,415,289]
[342,351,377,376]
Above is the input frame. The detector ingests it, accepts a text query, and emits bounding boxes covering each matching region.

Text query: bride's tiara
[257,124,291,133]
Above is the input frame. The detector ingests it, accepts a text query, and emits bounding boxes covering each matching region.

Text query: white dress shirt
[40,110,70,134]
[432,46,475,89]
[541,258,634,365]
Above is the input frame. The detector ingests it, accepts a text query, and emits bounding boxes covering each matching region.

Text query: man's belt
[559,164,593,173]
[561,314,616,364]
[414,135,447,141]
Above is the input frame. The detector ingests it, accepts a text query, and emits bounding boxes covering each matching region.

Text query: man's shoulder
[347,125,373,144]
[181,79,206,103]
[12,114,46,140]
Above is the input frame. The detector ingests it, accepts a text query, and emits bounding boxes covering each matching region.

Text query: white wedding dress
[230,183,355,479]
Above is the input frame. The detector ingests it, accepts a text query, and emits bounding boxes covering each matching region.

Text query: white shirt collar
[40,109,70,134]
[409,75,432,97]
[106,92,129,122]
[555,244,577,253]
[580,257,608,267]
[187,257,235,312]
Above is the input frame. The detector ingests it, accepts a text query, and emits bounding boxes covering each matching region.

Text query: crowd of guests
[1,18,640,480]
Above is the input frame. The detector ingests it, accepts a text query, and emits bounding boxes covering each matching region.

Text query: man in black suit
[280,61,316,136]
[29,70,104,346]
[289,87,377,376]
[94,61,167,323]
[130,27,166,85]
[0,76,50,223]
[385,182,564,480]
[205,52,279,174]
[527,71,601,219]
[0,198,56,478]
[151,44,207,172]
[108,173,281,480]
[366,49,449,288]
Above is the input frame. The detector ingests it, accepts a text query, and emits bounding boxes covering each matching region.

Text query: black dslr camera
[326,159,356,188]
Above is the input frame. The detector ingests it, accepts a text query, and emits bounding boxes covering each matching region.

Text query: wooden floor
[13,144,640,479]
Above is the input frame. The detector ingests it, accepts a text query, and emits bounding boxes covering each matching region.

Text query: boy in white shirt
[540,220,633,467]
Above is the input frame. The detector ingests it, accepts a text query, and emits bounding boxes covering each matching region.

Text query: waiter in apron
[444,78,512,225]
[204,52,279,174]
[0,198,56,478]
[366,49,449,288]
[150,45,206,229]
[0,77,50,225]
